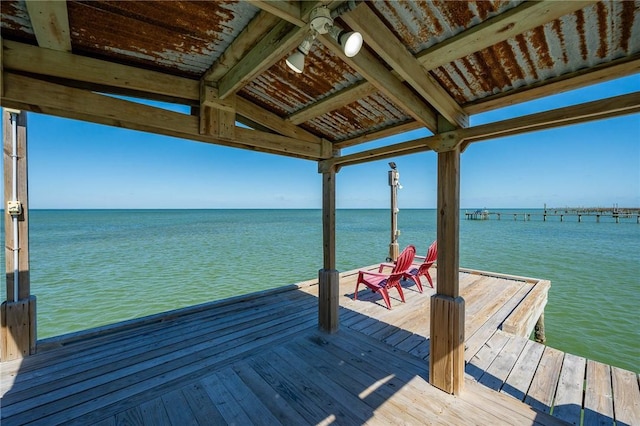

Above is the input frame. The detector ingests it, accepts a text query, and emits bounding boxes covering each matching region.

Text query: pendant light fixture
[286,4,363,74]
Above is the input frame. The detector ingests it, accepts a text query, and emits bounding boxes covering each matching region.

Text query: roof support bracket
[200,82,236,140]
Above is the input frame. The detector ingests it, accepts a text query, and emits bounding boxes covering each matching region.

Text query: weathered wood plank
[583,360,614,426]
[611,366,640,425]
[1,267,630,425]
[2,307,318,424]
[552,352,587,424]
[465,283,531,361]
[502,280,550,338]
[478,335,529,391]
[160,388,199,426]
[1,292,319,401]
[501,339,546,401]
[180,382,227,426]
[217,366,282,426]
[466,331,511,382]
[231,359,309,425]
[200,373,253,425]
[137,397,171,426]
[525,346,565,414]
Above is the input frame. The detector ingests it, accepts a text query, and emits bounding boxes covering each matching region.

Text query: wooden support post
[430,295,465,393]
[2,109,35,361]
[430,116,464,394]
[534,312,546,344]
[318,167,339,333]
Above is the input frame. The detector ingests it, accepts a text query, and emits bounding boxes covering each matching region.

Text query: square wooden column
[430,141,465,394]
[1,109,36,361]
[318,166,339,333]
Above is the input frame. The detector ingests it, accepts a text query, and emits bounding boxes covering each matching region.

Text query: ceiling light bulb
[328,26,363,58]
[341,31,363,57]
[286,50,305,73]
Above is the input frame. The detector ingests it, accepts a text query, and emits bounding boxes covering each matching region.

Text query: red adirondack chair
[354,245,416,310]
[405,240,437,292]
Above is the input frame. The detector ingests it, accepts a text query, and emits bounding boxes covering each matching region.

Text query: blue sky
[1,74,639,209]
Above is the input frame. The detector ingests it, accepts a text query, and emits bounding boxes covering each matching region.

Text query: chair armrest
[378,262,395,272]
[359,270,390,279]
[414,255,426,261]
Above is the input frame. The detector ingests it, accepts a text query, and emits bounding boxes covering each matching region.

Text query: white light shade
[286,50,305,73]
[340,31,362,57]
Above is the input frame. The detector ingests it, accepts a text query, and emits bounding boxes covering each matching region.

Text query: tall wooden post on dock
[388,163,400,261]
[430,118,464,395]
[318,164,339,333]
[1,109,36,361]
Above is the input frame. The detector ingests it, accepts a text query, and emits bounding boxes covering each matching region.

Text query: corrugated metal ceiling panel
[304,93,412,142]
[239,43,364,116]
[67,0,260,77]
[432,1,640,104]
[370,0,522,55]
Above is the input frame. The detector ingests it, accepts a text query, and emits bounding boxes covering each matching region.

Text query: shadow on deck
[1,266,638,425]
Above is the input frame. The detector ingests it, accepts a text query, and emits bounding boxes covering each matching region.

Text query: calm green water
[1,209,638,372]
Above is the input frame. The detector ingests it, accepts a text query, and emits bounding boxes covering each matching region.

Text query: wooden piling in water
[535,313,546,344]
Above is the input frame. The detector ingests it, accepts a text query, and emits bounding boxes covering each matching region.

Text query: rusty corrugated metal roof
[68,1,260,77]
[1,0,638,147]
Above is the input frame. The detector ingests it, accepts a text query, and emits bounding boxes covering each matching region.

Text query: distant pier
[465,207,640,223]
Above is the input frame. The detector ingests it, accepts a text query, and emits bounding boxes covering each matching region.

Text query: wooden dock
[465,208,640,223]
[1,264,638,425]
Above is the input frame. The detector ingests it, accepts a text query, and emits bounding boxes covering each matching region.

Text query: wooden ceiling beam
[2,40,321,144]
[319,35,437,132]
[464,55,640,115]
[249,1,305,27]
[459,91,640,146]
[1,72,329,160]
[216,21,306,99]
[341,4,468,129]
[334,121,423,150]
[215,1,330,99]
[24,0,71,52]
[287,81,377,125]
[416,0,596,71]
[325,91,640,169]
[202,11,282,83]
[290,0,596,130]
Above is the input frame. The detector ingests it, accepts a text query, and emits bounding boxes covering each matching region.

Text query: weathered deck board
[583,360,613,425]
[553,353,588,424]
[1,266,637,425]
[611,366,640,425]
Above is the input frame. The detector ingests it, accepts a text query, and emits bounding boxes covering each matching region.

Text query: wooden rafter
[24,0,71,52]
[2,73,330,160]
[464,55,640,115]
[216,21,306,99]
[214,1,327,99]
[416,0,597,71]
[287,81,377,125]
[2,40,322,145]
[341,4,467,128]
[458,91,640,147]
[249,0,304,27]
[323,92,640,169]
[320,34,437,132]
[202,11,282,83]
[284,0,597,130]
[334,121,423,150]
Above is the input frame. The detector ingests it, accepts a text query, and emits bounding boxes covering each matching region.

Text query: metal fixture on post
[388,162,400,261]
